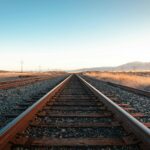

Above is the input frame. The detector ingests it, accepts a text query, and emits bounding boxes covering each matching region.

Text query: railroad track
[0,75,150,149]
[82,75,150,98]
[0,76,54,90]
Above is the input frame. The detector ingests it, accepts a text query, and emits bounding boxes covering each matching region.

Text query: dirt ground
[0,71,66,82]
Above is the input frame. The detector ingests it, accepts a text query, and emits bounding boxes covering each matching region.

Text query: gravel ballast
[25,126,126,138]
[13,146,140,150]
[0,75,67,128]
[82,75,150,121]
[36,117,113,124]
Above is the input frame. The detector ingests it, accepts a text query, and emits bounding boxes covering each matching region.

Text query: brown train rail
[0,75,150,150]
[0,76,54,90]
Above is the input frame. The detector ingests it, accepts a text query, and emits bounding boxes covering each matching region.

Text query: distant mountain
[115,62,150,71]
[69,62,150,72]
[69,67,114,72]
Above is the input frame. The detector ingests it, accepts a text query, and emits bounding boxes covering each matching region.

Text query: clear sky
[0,0,150,71]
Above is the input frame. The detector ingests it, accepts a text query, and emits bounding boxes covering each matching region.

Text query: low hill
[69,62,150,72]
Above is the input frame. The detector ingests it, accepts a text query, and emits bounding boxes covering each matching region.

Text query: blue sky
[0,0,150,71]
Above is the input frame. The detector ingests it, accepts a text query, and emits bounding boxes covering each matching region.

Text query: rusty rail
[106,81,150,98]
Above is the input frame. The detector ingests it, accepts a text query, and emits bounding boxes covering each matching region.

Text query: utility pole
[21,60,23,73]
[39,65,41,72]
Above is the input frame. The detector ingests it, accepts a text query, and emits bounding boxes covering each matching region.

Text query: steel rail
[106,81,150,98]
[78,75,150,147]
[0,75,72,149]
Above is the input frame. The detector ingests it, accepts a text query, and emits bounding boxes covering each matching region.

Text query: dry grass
[84,71,150,91]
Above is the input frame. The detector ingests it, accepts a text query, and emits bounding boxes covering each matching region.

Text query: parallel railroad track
[82,75,150,98]
[0,75,150,149]
[0,76,55,90]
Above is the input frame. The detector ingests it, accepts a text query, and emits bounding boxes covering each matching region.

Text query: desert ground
[0,71,66,82]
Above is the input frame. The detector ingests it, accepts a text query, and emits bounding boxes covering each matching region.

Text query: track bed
[0,75,149,149]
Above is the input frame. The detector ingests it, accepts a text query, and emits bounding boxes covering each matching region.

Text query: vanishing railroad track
[0,76,53,90]
[0,75,150,149]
